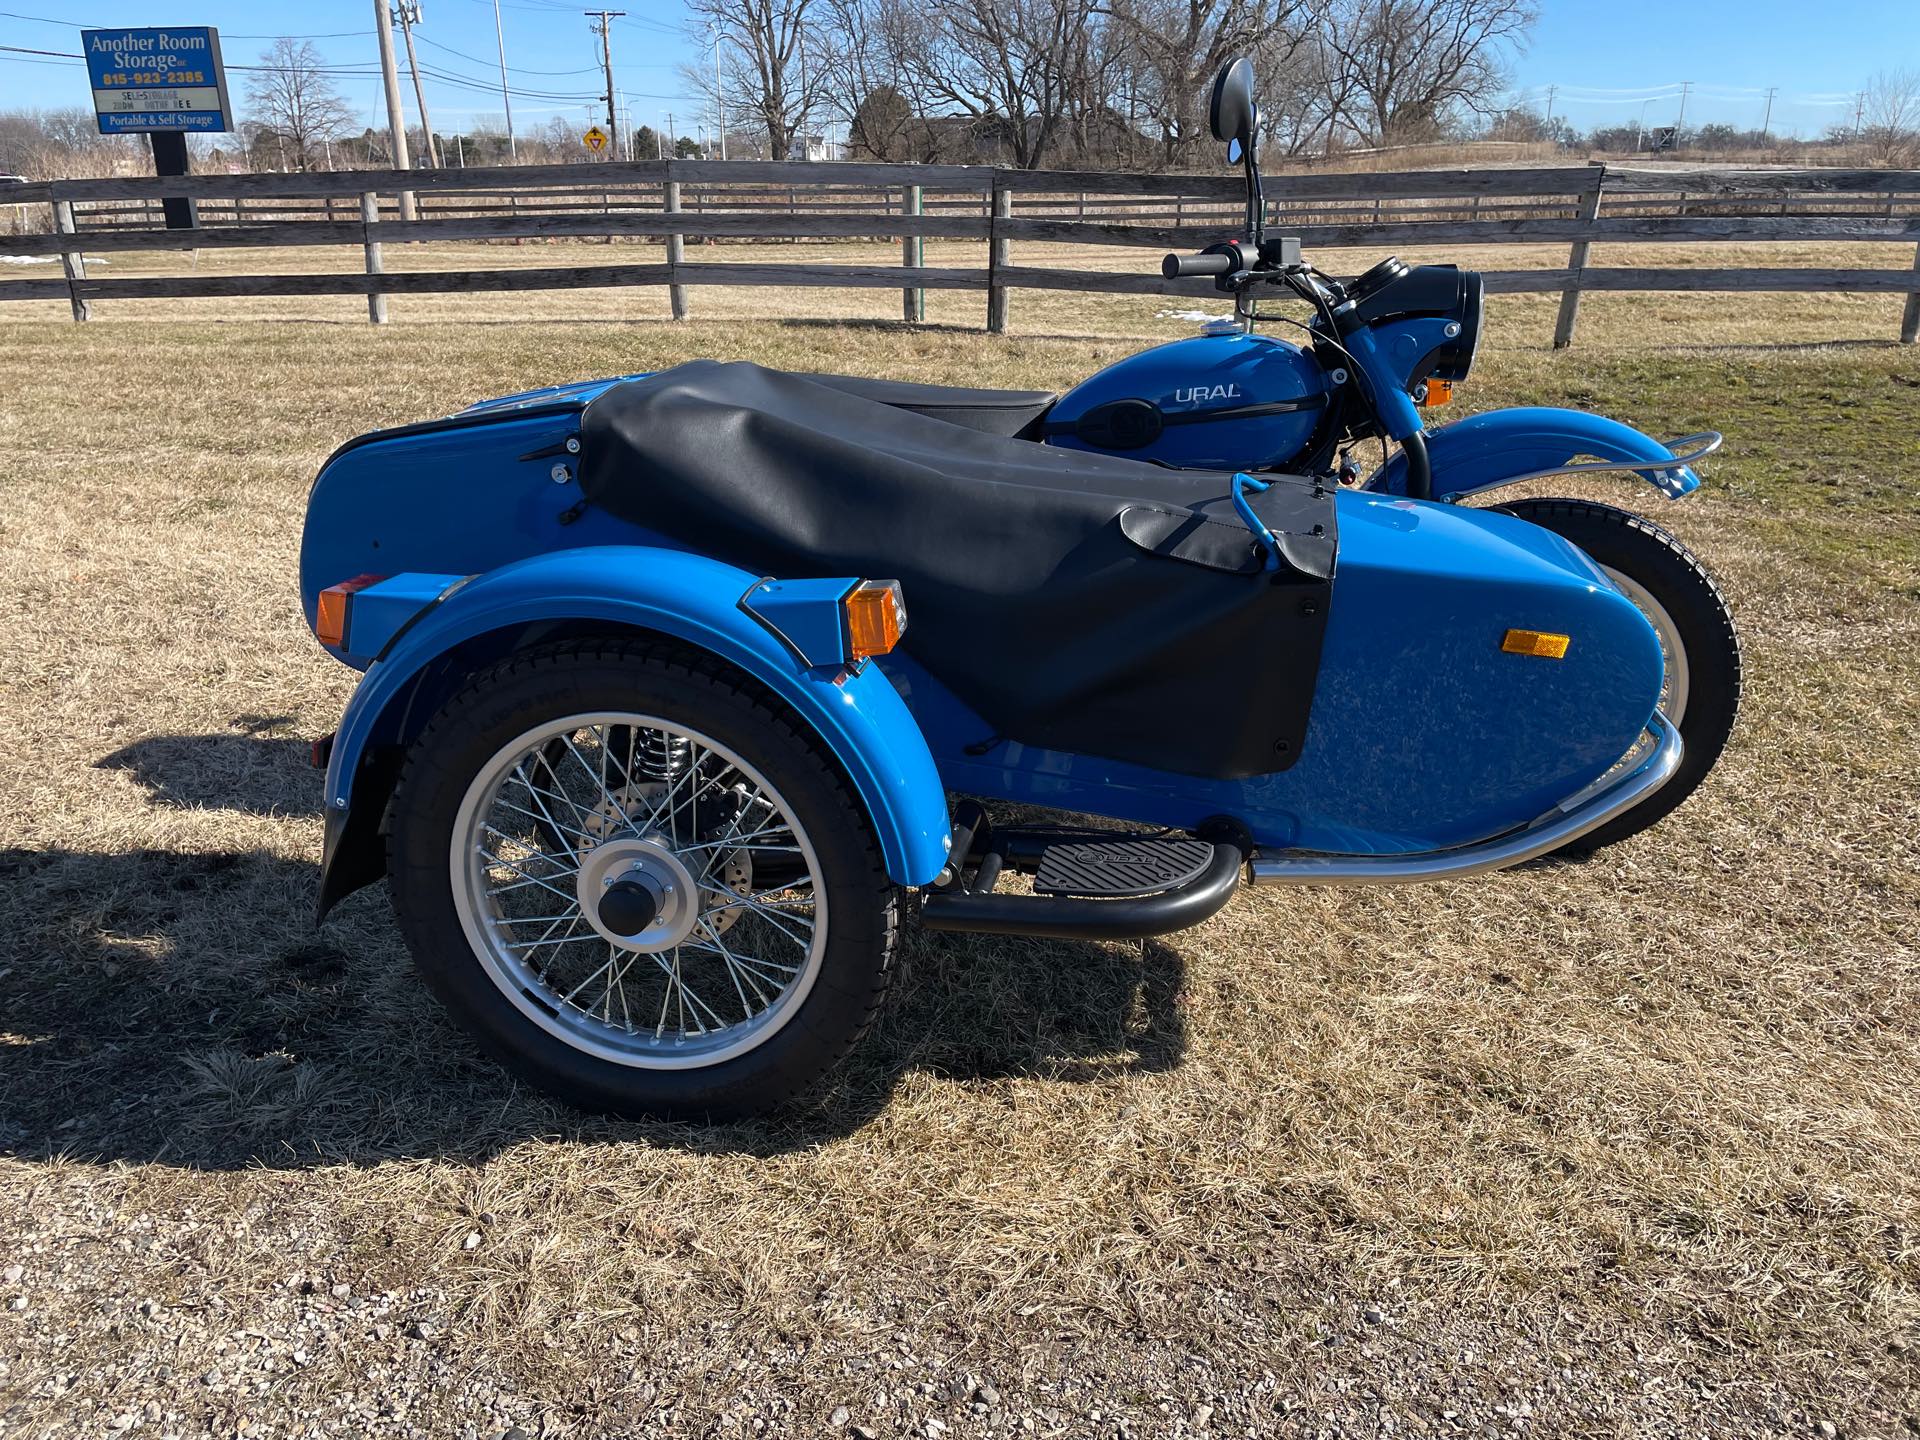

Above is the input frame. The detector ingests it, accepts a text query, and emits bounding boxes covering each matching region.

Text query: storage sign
[83,27,233,135]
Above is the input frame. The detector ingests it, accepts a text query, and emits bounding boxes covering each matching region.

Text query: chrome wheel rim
[1603,564,1691,726]
[450,712,826,1070]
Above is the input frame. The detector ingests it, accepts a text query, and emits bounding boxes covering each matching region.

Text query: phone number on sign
[97,70,210,86]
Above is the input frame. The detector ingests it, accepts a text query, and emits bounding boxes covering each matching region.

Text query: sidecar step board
[1033,838,1218,897]
[919,838,1243,940]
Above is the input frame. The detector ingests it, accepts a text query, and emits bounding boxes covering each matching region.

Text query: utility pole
[372,0,416,218]
[713,36,728,160]
[1676,79,1692,132]
[1852,91,1866,142]
[491,0,516,161]
[1760,86,1777,141]
[1543,83,1557,127]
[586,11,625,161]
[396,2,440,167]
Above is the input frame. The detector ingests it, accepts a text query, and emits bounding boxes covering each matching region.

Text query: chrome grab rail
[1249,711,1682,886]
[1438,432,1722,500]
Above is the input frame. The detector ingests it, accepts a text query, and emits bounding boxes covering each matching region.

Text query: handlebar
[1162,250,1237,280]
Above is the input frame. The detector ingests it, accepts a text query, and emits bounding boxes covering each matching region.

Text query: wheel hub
[575,837,702,953]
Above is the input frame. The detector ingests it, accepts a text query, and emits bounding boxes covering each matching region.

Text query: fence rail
[4,159,1918,344]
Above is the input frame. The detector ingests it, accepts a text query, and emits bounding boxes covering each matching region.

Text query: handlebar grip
[1162,251,1235,279]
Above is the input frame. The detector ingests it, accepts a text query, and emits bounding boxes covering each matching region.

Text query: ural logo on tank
[1172,383,1241,404]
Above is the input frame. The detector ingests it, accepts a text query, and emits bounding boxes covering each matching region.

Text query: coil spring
[627,727,691,783]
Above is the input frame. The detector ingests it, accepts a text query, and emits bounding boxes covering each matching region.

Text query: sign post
[82,27,233,230]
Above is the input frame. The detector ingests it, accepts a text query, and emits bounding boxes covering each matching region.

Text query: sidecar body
[302,363,1675,936]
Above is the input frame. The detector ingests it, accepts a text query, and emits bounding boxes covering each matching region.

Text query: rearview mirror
[1209,58,1257,150]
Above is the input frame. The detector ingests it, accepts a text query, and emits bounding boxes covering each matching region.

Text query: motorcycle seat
[793,372,1056,439]
[577,361,1336,780]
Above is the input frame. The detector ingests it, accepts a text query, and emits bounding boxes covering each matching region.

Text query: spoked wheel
[1494,497,1741,855]
[388,641,899,1119]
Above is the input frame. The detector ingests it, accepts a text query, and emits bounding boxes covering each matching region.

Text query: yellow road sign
[583,125,609,153]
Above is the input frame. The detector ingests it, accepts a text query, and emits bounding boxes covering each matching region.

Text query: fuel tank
[1045,330,1331,470]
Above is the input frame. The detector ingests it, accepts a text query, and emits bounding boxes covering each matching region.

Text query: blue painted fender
[318,545,953,913]
[1365,406,1702,501]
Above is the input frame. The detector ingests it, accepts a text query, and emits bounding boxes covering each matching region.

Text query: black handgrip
[1162,250,1235,279]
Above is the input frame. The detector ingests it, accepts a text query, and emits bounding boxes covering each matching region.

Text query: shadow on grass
[98,718,319,817]
[0,836,1186,1171]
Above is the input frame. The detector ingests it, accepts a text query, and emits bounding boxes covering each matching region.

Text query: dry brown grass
[0,264,1917,1436]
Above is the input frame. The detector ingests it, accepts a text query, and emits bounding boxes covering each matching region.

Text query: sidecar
[301,363,1684,1118]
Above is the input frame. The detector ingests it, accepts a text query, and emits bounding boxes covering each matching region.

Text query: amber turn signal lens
[315,574,386,649]
[1502,628,1571,659]
[844,579,907,660]
[1421,378,1453,406]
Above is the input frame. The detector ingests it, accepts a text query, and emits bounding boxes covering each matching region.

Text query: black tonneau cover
[578,362,1335,779]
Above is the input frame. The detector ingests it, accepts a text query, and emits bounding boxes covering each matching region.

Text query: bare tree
[684,0,826,161]
[1859,68,1920,165]
[1308,0,1535,146]
[1098,0,1305,166]
[242,38,357,170]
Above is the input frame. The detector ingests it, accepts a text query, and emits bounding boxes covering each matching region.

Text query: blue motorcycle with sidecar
[299,59,1740,1118]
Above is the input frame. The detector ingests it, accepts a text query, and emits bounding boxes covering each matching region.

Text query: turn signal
[844,579,907,659]
[1502,628,1570,659]
[1421,378,1453,406]
[315,573,386,649]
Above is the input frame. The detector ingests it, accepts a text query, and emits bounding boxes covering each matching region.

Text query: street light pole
[714,36,727,160]
[491,0,516,161]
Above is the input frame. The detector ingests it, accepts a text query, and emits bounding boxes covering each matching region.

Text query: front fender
[318,545,953,915]
[1365,407,1703,501]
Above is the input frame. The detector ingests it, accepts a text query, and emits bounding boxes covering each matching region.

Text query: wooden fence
[3,158,1918,345]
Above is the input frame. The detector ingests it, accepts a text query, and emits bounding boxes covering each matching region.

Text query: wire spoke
[682,934,802,980]
[677,823,798,853]
[698,917,774,1017]
[479,822,579,874]
[723,893,817,947]
[560,732,640,839]
[648,948,728,1034]
[501,931,603,951]
[478,848,578,905]
[493,795,600,846]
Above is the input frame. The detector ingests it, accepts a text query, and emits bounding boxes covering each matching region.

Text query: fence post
[902,182,925,323]
[52,199,88,322]
[987,178,1011,335]
[1902,242,1920,345]
[1552,169,1604,350]
[665,173,689,321]
[360,192,388,325]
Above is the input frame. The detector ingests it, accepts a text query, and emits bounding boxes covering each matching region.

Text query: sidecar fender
[1364,407,1703,501]
[317,545,952,918]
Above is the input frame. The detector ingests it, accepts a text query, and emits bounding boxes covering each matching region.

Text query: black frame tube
[919,845,1242,939]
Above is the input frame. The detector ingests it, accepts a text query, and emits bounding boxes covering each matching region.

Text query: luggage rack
[917,802,1246,940]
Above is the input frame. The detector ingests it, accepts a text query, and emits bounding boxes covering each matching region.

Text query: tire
[1492,498,1741,855]
[387,639,900,1120]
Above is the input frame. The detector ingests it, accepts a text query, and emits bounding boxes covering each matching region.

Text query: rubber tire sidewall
[1492,498,1741,855]
[387,642,898,1121]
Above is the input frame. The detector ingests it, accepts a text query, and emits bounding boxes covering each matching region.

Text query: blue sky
[2,0,1916,142]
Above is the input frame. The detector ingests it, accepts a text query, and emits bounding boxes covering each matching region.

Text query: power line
[414,31,599,75]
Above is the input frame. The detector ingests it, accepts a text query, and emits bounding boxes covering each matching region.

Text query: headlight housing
[1344,261,1485,382]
